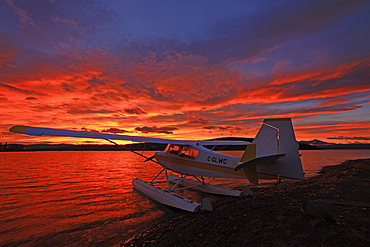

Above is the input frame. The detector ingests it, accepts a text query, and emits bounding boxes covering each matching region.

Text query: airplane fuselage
[154,144,246,178]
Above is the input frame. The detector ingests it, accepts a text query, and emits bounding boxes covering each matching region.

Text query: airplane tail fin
[252,118,305,181]
[235,118,304,184]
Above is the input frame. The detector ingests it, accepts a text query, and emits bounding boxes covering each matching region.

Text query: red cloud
[124,107,147,115]
[101,128,130,134]
[271,59,370,86]
[135,126,178,134]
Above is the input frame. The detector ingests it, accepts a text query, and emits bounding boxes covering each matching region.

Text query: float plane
[9,118,305,212]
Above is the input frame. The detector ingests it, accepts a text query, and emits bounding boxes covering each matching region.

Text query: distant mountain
[301,139,370,149]
[300,139,335,145]
[298,142,321,150]
[3,138,368,152]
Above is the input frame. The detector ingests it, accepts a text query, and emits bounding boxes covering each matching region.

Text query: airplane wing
[9,125,191,145]
[9,125,250,146]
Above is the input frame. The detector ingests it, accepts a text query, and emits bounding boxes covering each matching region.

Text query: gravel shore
[121,159,370,247]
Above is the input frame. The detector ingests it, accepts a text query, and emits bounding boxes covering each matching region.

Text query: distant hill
[3,138,368,152]
[301,139,370,149]
[298,142,321,150]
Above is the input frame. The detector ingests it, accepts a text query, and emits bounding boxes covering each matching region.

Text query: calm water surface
[0,149,369,246]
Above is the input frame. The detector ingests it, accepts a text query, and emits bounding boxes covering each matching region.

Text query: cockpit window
[166,144,180,154]
[165,145,199,159]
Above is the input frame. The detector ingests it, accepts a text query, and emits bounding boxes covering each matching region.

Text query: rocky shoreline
[120,159,370,246]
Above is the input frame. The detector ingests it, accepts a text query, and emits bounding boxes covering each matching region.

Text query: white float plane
[9,118,305,212]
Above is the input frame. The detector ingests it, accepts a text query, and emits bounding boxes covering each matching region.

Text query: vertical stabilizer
[252,118,305,180]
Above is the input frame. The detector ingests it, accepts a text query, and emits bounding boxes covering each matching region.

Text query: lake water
[0,149,369,246]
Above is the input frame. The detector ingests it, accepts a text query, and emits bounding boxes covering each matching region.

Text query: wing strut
[105,139,161,165]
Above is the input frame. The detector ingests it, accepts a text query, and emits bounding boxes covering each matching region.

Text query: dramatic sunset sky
[1,0,369,145]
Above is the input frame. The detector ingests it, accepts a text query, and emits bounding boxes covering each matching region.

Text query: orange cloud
[1,43,369,146]
[271,58,370,86]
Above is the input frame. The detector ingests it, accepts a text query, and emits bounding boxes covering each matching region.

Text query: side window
[180,146,199,159]
[165,145,180,155]
[165,145,199,159]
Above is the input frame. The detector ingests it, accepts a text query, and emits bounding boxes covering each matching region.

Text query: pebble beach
[121,159,370,247]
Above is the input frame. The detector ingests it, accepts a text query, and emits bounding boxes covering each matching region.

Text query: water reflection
[0,149,369,246]
[0,151,165,246]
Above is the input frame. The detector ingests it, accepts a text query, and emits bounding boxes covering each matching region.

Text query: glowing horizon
[1,0,370,145]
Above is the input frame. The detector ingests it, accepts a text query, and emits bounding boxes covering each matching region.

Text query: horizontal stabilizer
[233,153,285,171]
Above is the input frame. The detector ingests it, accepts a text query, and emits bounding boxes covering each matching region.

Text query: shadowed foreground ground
[120,159,370,247]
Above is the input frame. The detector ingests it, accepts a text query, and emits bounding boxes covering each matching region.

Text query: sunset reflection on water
[0,150,369,246]
[0,151,166,246]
